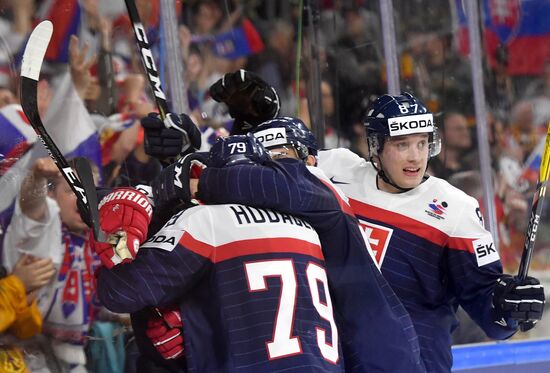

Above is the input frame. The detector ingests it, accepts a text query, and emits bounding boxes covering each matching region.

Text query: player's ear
[305,155,317,166]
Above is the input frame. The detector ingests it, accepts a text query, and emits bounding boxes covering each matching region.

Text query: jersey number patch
[245,260,339,364]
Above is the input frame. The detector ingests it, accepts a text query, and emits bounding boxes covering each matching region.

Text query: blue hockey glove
[208,134,271,168]
[492,274,545,331]
[142,112,201,159]
[151,152,208,210]
[209,69,280,135]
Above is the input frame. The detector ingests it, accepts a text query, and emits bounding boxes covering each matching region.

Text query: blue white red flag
[455,0,550,75]
[38,0,81,63]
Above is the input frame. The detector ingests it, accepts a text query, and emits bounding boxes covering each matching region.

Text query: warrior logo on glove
[91,188,153,268]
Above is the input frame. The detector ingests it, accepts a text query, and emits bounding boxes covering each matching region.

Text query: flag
[193,18,264,60]
[455,0,550,75]
[44,72,102,176]
[0,104,46,259]
[38,0,81,63]
[0,104,37,175]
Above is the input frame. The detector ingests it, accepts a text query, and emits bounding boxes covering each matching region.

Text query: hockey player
[143,117,426,372]
[316,93,545,372]
[91,135,346,372]
[142,70,546,372]
[194,89,545,372]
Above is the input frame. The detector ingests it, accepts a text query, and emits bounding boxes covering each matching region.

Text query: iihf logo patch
[425,199,448,220]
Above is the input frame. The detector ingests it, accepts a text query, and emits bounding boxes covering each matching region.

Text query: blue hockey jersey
[197,158,426,373]
[97,204,345,373]
[317,148,517,373]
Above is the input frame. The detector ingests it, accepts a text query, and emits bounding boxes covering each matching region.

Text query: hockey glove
[209,69,280,135]
[91,188,153,268]
[146,305,185,360]
[492,274,545,331]
[208,134,271,168]
[142,112,201,159]
[151,152,209,211]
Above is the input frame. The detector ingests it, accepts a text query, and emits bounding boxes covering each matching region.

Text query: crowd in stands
[1,0,550,371]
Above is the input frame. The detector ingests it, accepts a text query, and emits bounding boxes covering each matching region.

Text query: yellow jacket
[0,275,43,373]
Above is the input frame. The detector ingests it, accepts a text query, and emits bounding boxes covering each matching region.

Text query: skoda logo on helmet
[388,113,434,136]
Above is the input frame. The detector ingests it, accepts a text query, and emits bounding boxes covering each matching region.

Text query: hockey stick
[517,122,550,280]
[74,158,107,242]
[123,0,169,119]
[20,20,107,242]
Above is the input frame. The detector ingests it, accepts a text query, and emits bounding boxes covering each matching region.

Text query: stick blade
[21,20,53,81]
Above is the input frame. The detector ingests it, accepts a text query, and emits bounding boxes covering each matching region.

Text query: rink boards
[452,338,550,372]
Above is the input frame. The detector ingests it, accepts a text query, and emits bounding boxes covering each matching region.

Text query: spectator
[2,157,101,372]
[0,254,56,372]
[428,111,472,179]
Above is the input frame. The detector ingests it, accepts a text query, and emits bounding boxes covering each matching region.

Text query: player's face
[378,133,430,192]
[267,145,300,160]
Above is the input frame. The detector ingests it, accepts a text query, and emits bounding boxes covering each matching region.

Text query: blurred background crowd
[1,0,550,371]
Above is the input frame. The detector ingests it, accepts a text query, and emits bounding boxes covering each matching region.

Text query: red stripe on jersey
[180,234,324,263]
[447,236,475,253]
[349,198,465,250]
[318,179,356,217]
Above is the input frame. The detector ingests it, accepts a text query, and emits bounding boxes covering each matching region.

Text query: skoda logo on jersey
[253,127,287,148]
[388,113,434,137]
[425,198,448,220]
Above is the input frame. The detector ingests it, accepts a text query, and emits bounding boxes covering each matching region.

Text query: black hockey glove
[142,112,201,159]
[492,274,545,331]
[151,152,209,211]
[208,134,271,168]
[209,69,280,135]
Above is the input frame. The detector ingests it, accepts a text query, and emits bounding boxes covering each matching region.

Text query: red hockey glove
[146,305,185,360]
[91,188,153,268]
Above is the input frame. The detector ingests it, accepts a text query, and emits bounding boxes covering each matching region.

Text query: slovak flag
[38,0,81,63]
[455,0,550,75]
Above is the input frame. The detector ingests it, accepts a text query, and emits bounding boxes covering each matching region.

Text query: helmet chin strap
[370,157,428,193]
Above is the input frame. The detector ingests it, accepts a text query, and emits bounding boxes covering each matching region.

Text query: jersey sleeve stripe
[180,233,324,263]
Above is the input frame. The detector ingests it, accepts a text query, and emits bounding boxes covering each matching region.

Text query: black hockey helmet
[364,92,441,159]
[252,117,318,160]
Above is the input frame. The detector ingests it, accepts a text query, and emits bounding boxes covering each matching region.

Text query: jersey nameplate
[229,205,313,229]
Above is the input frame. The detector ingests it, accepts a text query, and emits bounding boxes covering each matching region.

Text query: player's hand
[146,305,185,360]
[90,188,153,268]
[142,112,201,159]
[151,152,208,210]
[209,69,280,134]
[492,274,545,331]
[208,134,271,168]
